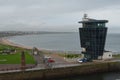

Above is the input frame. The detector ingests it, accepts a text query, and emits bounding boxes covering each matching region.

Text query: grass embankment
[0,44,35,64]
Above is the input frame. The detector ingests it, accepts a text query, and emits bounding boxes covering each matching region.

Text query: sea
[7,32,120,80]
[8,32,120,53]
[55,72,120,80]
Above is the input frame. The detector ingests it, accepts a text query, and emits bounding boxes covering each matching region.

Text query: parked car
[48,58,55,63]
[43,56,51,63]
[77,58,91,63]
[43,56,55,63]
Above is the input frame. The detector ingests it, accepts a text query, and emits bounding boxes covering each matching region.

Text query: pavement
[32,53,80,69]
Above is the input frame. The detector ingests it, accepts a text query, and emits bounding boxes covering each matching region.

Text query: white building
[102,51,112,60]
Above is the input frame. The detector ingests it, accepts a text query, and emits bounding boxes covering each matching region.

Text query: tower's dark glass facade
[79,16,108,60]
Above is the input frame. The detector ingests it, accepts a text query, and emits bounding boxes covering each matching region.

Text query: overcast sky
[0,0,120,33]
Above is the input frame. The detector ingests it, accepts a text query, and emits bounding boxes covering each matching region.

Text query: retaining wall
[0,62,120,80]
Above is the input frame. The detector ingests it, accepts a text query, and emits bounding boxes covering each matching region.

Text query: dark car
[77,58,91,63]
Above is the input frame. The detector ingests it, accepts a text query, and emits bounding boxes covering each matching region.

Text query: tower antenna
[83,13,88,19]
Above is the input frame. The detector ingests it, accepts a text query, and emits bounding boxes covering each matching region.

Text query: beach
[0,38,33,50]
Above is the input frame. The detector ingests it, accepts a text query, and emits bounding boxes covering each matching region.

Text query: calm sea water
[8,32,120,53]
[7,32,120,80]
[55,72,120,80]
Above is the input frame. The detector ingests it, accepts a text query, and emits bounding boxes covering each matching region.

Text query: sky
[0,0,120,33]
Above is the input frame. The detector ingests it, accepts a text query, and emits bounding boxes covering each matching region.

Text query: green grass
[0,52,35,64]
[0,44,35,64]
[25,51,36,64]
[0,53,21,64]
[0,44,14,50]
[113,54,120,58]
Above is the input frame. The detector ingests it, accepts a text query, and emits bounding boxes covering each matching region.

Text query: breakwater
[0,62,120,80]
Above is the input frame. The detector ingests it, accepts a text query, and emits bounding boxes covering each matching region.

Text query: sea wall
[0,62,120,80]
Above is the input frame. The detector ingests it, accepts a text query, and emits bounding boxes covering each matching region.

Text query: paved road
[33,54,46,68]
[33,54,78,68]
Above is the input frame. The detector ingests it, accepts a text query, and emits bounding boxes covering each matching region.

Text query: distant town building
[78,14,108,60]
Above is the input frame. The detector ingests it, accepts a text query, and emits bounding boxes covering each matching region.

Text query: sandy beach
[0,38,54,52]
[0,38,33,50]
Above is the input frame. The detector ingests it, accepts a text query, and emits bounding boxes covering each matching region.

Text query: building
[32,47,39,55]
[102,51,112,60]
[78,14,108,60]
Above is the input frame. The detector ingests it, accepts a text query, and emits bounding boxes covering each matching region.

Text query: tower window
[97,23,105,27]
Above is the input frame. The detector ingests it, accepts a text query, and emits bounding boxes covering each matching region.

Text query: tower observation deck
[78,14,108,60]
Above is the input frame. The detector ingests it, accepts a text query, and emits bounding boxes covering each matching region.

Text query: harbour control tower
[78,14,108,60]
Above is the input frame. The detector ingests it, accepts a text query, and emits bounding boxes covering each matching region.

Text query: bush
[65,54,81,59]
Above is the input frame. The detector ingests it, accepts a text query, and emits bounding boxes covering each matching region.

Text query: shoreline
[0,38,33,50]
[0,37,81,54]
[0,37,118,54]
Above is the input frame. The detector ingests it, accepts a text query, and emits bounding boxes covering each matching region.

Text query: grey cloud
[0,0,119,32]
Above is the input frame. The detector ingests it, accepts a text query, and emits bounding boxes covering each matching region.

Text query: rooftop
[78,14,108,23]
